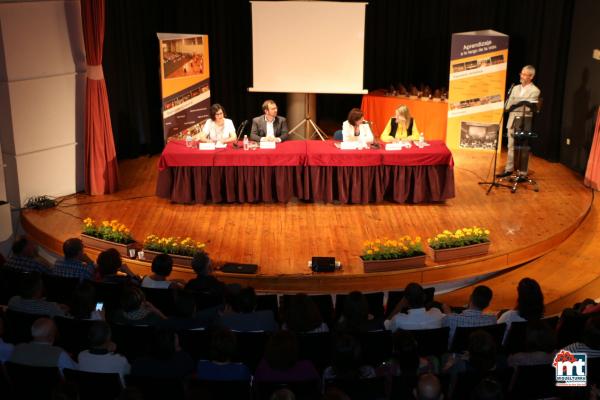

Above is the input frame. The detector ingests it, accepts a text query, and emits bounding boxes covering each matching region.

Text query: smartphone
[95,302,104,311]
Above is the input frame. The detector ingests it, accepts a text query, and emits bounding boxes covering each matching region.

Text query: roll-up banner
[446,30,508,152]
[157,33,210,141]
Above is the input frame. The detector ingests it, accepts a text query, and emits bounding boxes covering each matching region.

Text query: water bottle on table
[243,135,249,151]
[419,132,425,147]
[185,132,193,148]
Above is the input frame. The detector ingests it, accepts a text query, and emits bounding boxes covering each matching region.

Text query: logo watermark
[553,350,587,387]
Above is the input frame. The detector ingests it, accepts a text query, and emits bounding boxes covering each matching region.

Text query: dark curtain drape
[81,0,119,194]
[104,0,574,162]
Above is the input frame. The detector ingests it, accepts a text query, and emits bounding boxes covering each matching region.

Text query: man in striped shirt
[5,237,51,273]
[53,238,96,280]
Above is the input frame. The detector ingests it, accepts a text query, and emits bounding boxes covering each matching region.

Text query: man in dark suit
[250,99,289,142]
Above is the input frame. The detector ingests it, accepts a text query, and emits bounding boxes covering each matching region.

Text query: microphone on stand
[232,120,249,149]
[507,82,516,96]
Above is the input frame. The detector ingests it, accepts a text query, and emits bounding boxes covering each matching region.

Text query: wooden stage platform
[22,148,593,300]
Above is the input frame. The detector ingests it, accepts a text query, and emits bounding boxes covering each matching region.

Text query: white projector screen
[249,1,367,94]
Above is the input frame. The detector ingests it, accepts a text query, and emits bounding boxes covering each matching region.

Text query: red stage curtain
[585,108,600,190]
[81,0,119,194]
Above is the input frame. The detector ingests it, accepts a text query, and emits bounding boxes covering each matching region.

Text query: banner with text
[157,33,210,141]
[446,30,508,152]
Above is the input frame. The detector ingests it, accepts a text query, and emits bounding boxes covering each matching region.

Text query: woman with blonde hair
[380,105,420,142]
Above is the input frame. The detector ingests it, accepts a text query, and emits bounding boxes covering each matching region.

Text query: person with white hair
[9,317,77,370]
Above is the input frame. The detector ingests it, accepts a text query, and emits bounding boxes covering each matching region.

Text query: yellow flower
[367,249,373,254]
[484,229,490,235]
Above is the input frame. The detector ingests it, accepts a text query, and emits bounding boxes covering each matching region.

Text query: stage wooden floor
[22,148,594,303]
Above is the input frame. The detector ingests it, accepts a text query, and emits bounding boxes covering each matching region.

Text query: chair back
[63,368,123,400]
[509,364,556,399]
[324,377,387,400]
[0,268,29,304]
[140,287,176,316]
[190,379,252,400]
[177,328,211,361]
[126,375,186,400]
[4,309,46,344]
[335,292,384,320]
[405,326,450,357]
[42,275,79,304]
[254,380,320,400]
[234,331,271,371]
[296,332,333,372]
[357,330,392,367]
[54,317,95,355]
[5,361,61,400]
[451,323,506,353]
[504,316,559,354]
[109,323,154,360]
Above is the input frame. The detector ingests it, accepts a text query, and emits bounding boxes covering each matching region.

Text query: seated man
[219,286,278,332]
[5,236,51,273]
[250,99,289,143]
[78,321,130,383]
[9,317,77,370]
[8,273,69,317]
[442,285,497,345]
[384,283,444,331]
[53,238,96,280]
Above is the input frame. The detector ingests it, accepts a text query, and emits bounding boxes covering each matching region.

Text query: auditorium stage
[22,148,593,294]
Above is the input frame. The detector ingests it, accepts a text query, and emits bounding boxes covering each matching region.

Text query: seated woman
[341,108,374,144]
[141,253,184,289]
[379,105,420,143]
[97,248,140,284]
[197,104,236,144]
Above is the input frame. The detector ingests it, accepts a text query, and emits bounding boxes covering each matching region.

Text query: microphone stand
[232,120,248,150]
[477,84,515,194]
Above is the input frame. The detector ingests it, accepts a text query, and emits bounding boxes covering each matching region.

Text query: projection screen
[249,1,367,94]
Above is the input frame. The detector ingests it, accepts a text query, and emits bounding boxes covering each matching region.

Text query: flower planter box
[429,241,491,263]
[80,234,137,258]
[141,249,193,269]
[362,254,426,273]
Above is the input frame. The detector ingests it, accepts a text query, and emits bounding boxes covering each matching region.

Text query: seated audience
[442,285,497,345]
[197,104,236,144]
[497,277,544,331]
[184,252,225,297]
[0,316,14,363]
[341,108,374,144]
[413,373,443,400]
[561,316,600,358]
[250,99,289,143]
[282,293,329,333]
[255,330,319,382]
[53,238,96,280]
[322,334,376,381]
[141,253,184,289]
[444,330,507,378]
[377,330,437,379]
[97,248,140,284]
[219,286,278,332]
[70,281,103,320]
[196,327,251,381]
[9,317,77,370]
[379,105,420,142]
[8,272,68,317]
[507,320,557,367]
[130,329,195,378]
[78,321,130,383]
[4,236,51,273]
[384,283,444,331]
[158,290,219,330]
[111,286,167,326]
[336,291,383,333]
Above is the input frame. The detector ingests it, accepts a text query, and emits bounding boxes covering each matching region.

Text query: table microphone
[232,120,248,149]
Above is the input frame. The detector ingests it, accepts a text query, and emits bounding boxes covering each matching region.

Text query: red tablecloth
[156,139,455,204]
[361,92,448,141]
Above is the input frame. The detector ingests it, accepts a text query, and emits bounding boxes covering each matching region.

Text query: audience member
[255,330,319,382]
[377,330,437,378]
[7,272,68,317]
[562,316,600,358]
[185,252,225,297]
[97,248,140,284]
[111,286,167,325]
[507,320,557,367]
[470,378,503,400]
[4,236,51,273]
[497,278,544,330]
[336,291,383,333]
[158,290,219,330]
[269,388,296,400]
[322,334,376,381]
[413,373,443,400]
[77,321,130,383]
[70,281,103,320]
[220,286,278,332]
[443,285,497,345]
[141,253,184,289]
[283,293,329,333]
[53,238,96,280]
[0,316,14,363]
[130,329,194,378]
[444,330,506,376]
[9,317,77,370]
[385,283,444,331]
[196,327,251,381]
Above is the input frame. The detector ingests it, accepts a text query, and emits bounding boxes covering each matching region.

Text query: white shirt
[141,276,172,289]
[342,120,374,143]
[266,117,275,138]
[78,350,131,383]
[202,118,236,142]
[384,307,445,332]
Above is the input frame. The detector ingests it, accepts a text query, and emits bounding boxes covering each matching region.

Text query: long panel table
[156,140,454,204]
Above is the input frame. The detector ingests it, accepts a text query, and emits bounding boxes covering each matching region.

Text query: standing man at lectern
[497,65,540,179]
[250,100,289,142]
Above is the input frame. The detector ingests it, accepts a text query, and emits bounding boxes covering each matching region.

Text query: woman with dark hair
[283,294,328,333]
[111,286,166,325]
[341,108,373,144]
[196,328,251,381]
[130,329,194,378]
[198,104,236,144]
[322,334,375,381]
[97,248,140,284]
[141,253,184,289]
[498,277,544,330]
[254,330,319,382]
[336,291,383,333]
[508,320,557,367]
[184,252,225,297]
